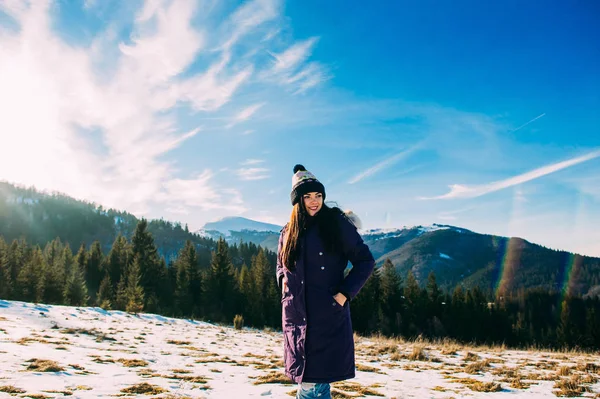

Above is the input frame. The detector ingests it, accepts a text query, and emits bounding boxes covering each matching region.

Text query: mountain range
[1,181,599,296]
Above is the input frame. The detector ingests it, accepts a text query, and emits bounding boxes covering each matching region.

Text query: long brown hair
[281,200,343,271]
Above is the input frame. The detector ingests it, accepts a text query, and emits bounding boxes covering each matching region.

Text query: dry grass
[464,359,491,374]
[0,385,26,394]
[492,366,520,379]
[69,385,93,391]
[576,362,600,373]
[356,363,381,373]
[21,394,51,399]
[447,377,502,392]
[161,374,209,384]
[463,352,480,362]
[553,375,591,397]
[408,345,427,361]
[330,389,356,398]
[557,365,572,376]
[252,371,293,385]
[16,336,50,345]
[136,368,155,377]
[0,316,8,321]
[509,378,533,389]
[171,368,191,374]
[120,383,167,394]
[25,358,64,372]
[332,381,385,396]
[580,374,598,384]
[118,358,148,367]
[60,327,115,342]
[89,355,115,364]
[42,390,73,396]
[166,339,192,345]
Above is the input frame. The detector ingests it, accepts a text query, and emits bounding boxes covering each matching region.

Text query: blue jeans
[296,382,331,399]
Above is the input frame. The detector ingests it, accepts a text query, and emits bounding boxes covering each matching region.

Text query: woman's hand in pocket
[333,293,346,307]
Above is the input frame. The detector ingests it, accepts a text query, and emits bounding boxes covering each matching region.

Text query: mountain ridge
[1,181,599,296]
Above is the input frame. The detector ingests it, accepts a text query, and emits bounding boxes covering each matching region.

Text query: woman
[276,164,375,399]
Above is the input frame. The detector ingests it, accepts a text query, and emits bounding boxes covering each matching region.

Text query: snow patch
[0,299,589,398]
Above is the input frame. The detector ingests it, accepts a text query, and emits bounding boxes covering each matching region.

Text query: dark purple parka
[276,213,375,384]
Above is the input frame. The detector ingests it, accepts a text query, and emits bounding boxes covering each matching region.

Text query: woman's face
[303,192,323,217]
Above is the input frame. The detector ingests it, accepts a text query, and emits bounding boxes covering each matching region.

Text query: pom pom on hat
[293,164,306,174]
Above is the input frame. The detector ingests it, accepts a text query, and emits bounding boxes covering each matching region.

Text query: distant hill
[0,182,215,263]
[365,226,600,296]
[1,181,599,296]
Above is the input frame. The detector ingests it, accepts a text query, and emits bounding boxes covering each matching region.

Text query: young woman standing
[276,164,375,399]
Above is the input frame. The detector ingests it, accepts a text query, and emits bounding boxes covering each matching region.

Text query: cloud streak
[421,149,600,200]
[227,102,265,127]
[348,144,422,184]
[265,37,329,93]
[236,167,270,181]
[511,113,546,133]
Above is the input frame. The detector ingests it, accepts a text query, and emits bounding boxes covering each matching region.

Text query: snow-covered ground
[1,299,599,398]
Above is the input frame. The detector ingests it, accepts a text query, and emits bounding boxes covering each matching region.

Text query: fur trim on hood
[343,210,362,230]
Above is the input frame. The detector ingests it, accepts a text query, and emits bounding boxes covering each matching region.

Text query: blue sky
[0,0,599,256]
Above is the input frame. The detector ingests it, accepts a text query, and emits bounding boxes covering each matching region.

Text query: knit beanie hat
[290,164,326,206]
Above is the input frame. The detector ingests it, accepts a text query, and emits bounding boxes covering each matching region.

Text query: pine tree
[0,237,10,299]
[449,286,466,340]
[42,238,65,304]
[557,298,575,347]
[266,279,280,327]
[131,219,162,312]
[204,238,236,322]
[63,259,88,306]
[174,241,196,316]
[426,271,445,337]
[114,278,127,311]
[106,235,129,286]
[17,246,45,303]
[250,249,271,326]
[97,274,113,309]
[126,255,145,314]
[404,270,425,336]
[86,241,104,303]
[379,259,402,335]
[351,264,381,335]
[3,240,25,299]
[584,302,600,349]
[75,243,88,284]
[61,244,74,280]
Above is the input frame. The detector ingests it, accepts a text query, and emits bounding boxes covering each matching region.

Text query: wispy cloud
[421,149,600,200]
[236,167,270,181]
[265,37,329,93]
[0,0,321,221]
[241,159,265,166]
[227,102,265,127]
[510,112,546,133]
[348,143,422,184]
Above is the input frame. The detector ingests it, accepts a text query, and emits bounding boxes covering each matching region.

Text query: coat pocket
[331,296,348,311]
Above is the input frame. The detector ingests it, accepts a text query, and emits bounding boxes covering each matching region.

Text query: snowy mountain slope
[200,217,282,236]
[1,300,599,398]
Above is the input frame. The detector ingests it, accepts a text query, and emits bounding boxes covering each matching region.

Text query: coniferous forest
[0,220,598,351]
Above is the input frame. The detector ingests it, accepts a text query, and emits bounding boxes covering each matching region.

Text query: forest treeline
[0,220,598,351]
